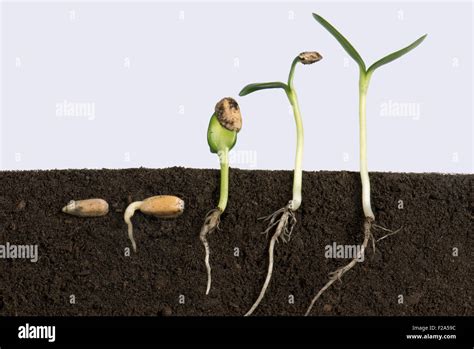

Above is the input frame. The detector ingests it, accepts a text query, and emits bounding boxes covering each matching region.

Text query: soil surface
[0,168,471,316]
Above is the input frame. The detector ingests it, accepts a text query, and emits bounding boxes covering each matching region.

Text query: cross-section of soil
[0,168,471,316]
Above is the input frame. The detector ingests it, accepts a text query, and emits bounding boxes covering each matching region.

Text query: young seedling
[125,195,184,252]
[200,97,242,295]
[305,13,426,316]
[239,51,322,316]
[62,198,109,217]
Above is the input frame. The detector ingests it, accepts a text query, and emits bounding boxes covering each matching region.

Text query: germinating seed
[199,97,243,295]
[124,195,185,252]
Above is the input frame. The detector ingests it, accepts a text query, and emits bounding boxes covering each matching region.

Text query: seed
[62,198,109,217]
[139,195,185,218]
[298,51,323,64]
[124,195,185,252]
[215,97,242,132]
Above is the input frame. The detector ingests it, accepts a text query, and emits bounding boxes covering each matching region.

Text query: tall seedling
[306,13,426,316]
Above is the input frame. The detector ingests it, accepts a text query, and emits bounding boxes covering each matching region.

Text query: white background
[1,0,473,173]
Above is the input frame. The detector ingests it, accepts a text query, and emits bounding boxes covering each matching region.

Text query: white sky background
[1,1,473,173]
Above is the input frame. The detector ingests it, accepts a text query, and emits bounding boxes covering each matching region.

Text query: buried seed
[239,51,322,316]
[199,97,242,295]
[62,198,109,217]
[124,195,184,252]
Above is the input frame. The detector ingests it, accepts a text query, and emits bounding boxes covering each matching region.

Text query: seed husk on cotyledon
[200,97,242,295]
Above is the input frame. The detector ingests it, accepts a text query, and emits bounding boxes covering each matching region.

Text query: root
[373,224,401,242]
[245,204,296,316]
[370,223,402,255]
[304,219,403,316]
[124,201,143,253]
[305,217,373,316]
[199,208,222,295]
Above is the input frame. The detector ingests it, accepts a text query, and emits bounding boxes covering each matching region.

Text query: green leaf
[367,34,427,74]
[239,82,288,96]
[313,13,366,72]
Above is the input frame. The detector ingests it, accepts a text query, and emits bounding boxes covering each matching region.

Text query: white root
[62,198,109,217]
[124,201,143,253]
[373,224,401,243]
[304,219,402,316]
[124,195,185,253]
[305,217,374,316]
[199,209,222,295]
[245,204,296,316]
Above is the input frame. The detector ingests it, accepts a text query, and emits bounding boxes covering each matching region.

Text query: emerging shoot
[239,51,322,316]
[200,97,242,295]
[305,13,426,316]
[124,195,184,252]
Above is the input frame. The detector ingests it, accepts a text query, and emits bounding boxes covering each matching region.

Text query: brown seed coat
[139,195,185,218]
[215,97,242,132]
[62,198,109,217]
[298,51,323,64]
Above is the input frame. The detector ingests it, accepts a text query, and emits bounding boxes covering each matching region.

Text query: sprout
[305,13,426,316]
[239,51,322,316]
[200,97,242,295]
[124,195,185,252]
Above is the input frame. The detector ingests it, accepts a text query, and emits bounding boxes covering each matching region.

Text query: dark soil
[0,168,471,316]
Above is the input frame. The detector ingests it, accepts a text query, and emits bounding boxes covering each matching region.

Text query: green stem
[359,71,375,220]
[287,57,299,90]
[217,148,229,212]
[285,57,304,211]
[286,88,303,211]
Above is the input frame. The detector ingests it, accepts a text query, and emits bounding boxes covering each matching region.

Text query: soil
[0,168,471,316]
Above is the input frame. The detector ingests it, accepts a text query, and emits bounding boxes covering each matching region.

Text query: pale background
[1,0,472,173]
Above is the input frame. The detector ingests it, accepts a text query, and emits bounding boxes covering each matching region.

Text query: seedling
[62,198,109,217]
[305,13,426,316]
[200,97,242,295]
[124,195,184,252]
[239,51,322,316]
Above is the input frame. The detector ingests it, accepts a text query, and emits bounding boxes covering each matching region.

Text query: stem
[285,58,304,212]
[217,148,229,212]
[287,57,299,89]
[359,71,375,220]
[286,88,303,212]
